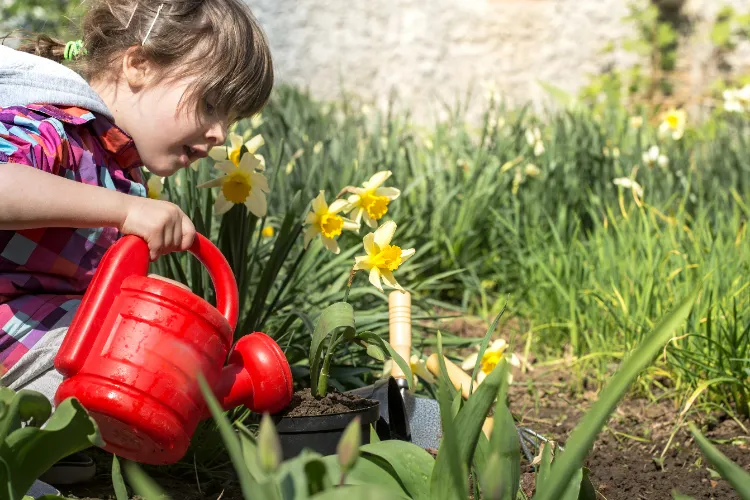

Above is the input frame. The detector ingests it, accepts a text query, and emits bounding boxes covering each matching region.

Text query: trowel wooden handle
[426,353,476,400]
[389,291,412,379]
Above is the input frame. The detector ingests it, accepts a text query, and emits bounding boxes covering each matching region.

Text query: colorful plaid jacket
[0,104,146,375]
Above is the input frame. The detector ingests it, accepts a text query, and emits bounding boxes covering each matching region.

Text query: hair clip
[125,2,139,29]
[142,3,164,46]
[64,39,86,60]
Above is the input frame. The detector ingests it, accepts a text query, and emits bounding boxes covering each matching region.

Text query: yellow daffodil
[147,176,166,200]
[461,339,520,384]
[658,108,686,140]
[524,164,541,178]
[382,354,436,386]
[198,153,269,217]
[208,132,266,170]
[354,221,415,292]
[303,191,359,254]
[341,171,401,229]
[262,225,275,238]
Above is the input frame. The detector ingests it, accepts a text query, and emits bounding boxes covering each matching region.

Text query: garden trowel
[346,290,442,450]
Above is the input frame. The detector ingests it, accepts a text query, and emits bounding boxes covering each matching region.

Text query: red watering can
[54,233,293,465]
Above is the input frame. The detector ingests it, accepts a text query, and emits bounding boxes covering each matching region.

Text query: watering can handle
[55,233,238,377]
[187,233,239,330]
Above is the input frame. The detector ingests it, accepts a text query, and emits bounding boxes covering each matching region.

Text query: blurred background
[3,0,750,121]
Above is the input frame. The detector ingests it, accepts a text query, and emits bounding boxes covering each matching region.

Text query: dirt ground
[59,314,750,499]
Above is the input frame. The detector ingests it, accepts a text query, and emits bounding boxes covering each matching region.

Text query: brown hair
[15,0,273,123]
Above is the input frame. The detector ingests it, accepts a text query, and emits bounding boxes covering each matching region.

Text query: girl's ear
[122,46,153,90]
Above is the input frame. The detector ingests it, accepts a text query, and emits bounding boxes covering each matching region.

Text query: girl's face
[92,49,229,177]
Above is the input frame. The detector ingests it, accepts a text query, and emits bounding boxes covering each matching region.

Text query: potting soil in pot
[277,388,376,417]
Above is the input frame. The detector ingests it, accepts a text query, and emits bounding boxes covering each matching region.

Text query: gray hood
[0,45,113,119]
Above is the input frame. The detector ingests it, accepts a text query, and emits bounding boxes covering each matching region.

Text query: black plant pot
[273,401,380,460]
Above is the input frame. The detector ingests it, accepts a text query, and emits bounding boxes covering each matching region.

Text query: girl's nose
[207,120,227,146]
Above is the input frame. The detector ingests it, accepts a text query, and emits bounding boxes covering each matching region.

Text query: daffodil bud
[337,416,361,473]
[257,413,282,473]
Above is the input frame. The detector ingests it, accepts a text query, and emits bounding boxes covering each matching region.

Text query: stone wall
[247,0,750,122]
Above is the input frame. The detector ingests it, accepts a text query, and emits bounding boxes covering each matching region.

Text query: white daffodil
[208,132,266,171]
[303,191,359,254]
[198,153,269,217]
[525,127,545,156]
[461,339,520,384]
[658,108,687,140]
[613,177,644,199]
[353,221,415,292]
[723,89,744,113]
[642,145,669,168]
[341,171,401,229]
[147,175,166,200]
[382,354,436,386]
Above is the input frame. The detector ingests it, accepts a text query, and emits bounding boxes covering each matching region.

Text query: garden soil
[276,387,376,417]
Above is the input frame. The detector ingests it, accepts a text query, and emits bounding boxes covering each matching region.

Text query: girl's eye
[204,99,216,114]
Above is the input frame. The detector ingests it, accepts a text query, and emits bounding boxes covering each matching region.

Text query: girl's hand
[120,197,196,261]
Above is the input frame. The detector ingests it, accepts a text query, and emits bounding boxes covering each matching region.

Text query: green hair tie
[64,40,86,60]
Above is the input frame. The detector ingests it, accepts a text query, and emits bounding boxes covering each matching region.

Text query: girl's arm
[0,162,195,260]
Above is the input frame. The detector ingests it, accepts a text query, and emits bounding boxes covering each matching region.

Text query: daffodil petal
[255,154,266,171]
[321,236,340,254]
[380,269,403,290]
[342,219,360,232]
[230,133,243,151]
[244,134,265,154]
[214,194,234,215]
[368,267,384,292]
[354,256,373,271]
[244,188,267,217]
[477,370,487,384]
[366,170,391,189]
[329,199,350,214]
[251,172,270,193]
[461,353,479,371]
[374,220,397,248]
[347,194,361,205]
[303,226,320,248]
[215,161,237,175]
[364,213,378,229]
[400,248,416,263]
[375,187,400,199]
[351,207,364,224]
[413,359,436,384]
[208,146,228,161]
[304,212,317,225]
[198,177,225,189]
[489,339,508,352]
[238,153,261,172]
[363,232,377,255]
[312,191,327,214]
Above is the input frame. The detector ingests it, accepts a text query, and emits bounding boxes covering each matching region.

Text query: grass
[156,84,750,434]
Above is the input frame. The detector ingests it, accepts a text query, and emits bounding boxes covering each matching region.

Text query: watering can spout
[206,333,294,418]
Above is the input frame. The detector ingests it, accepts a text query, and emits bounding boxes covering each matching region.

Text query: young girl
[0,0,273,491]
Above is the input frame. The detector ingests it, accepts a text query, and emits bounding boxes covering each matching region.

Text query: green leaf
[535,442,553,496]
[486,400,520,499]
[321,453,408,497]
[369,424,380,444]
[123,460,170,499]
[6,397,102,499]
[535,286,700,500]
[432,357,509,497]
[357,441,434,500]
[236,422,265,481]
[430,331,467,500]
[579,468,597,500]
[310,302,356,393]
[672,492,696,500]
[276,449,331,500]
[689,423,750,499]
[356,332,413,389]
[310,484,410,499]
[197,373,268,500]
[111,455,129,500]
